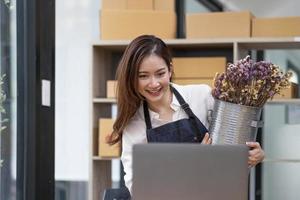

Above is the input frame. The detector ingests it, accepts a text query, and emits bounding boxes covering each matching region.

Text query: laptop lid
[132,144,249,200]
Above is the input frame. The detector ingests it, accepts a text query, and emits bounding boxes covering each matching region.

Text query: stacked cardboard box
[98,118,120,158]
[273,83,298,99]
[100,0,176,40]
[173,79,214,87]
[173,57,226,87]
[252,16,300,37]
[106,80,118,98]
[186,11,253,38]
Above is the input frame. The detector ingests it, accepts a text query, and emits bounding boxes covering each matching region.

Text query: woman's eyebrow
[155,68,166,72]
[138,67,166,74]
[138,71,148,74]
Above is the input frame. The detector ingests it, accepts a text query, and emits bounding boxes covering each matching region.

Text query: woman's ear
[169,63,173,78]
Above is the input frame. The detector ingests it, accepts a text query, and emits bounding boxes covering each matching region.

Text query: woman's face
[137,54,172,104]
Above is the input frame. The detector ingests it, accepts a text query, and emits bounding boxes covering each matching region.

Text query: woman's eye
[138,75,148,79]
[157,72,166,77]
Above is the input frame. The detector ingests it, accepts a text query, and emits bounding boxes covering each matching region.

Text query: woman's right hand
[201,132,212,144]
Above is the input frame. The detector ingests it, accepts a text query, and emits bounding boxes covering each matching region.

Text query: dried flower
[212,55,292,107]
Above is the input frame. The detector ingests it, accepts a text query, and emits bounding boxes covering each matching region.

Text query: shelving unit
[93,98,117,103]
[90,37,300,200]
[267,99,300,105]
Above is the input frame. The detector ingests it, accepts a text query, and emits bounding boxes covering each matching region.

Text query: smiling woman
[110,35,215,195]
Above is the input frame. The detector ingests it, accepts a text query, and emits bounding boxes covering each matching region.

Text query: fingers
[248,155,255,167]
[203,132,209,142]
[246,142,265,167]
[207,137,212,144]
[248,150,258,167]
[201,132,212,144]
[246,141,260,148]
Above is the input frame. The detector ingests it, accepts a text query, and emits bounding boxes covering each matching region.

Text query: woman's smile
[146,87,163,96]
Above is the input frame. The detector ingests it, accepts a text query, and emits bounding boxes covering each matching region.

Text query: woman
[108,35,265,193]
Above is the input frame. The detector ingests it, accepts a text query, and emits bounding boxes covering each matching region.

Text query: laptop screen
[132,143,249,200]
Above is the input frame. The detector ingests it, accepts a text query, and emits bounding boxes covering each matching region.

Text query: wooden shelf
[92,156,120,161]
[263,158,300,163]
[237,37,300,50]
[92,38,234,50]
[93,38,234,46]
[93,98,116,104]
[93,37,300,49]
[267,99,300,105]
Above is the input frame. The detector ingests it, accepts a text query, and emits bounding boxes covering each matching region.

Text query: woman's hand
[246,142,265,167]
[201,133,212,144]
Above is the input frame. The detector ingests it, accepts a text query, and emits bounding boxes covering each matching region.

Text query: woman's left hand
[246,142,265,168]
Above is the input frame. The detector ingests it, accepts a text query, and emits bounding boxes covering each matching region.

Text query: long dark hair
[107,35,173,144]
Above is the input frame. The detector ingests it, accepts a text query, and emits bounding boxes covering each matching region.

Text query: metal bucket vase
[209,99,263,145]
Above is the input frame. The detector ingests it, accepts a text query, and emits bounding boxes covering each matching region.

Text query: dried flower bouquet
[212,55,292,107]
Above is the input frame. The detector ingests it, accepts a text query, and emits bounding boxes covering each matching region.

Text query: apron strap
[170,85,207,141]
[143,101,152,130]
[170,85,197,119]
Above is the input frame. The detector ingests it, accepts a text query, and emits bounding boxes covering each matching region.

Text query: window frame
[17,0,55,199]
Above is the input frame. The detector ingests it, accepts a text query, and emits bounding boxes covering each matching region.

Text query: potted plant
[209,55,292,144]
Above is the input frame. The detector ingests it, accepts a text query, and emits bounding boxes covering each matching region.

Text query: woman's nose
[148,77,159,87]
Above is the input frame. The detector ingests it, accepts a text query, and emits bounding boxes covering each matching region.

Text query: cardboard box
[273,83,298,99]
[154,0,175,11]
[98,118,121,158]
[173,57,226,78]
[100,10,176,40]
[107,80,117,98]
[173,78,214,87]
[252,16,300,37]
[127,0,153,10]
[186,11,253,38]
[102,0,127,10]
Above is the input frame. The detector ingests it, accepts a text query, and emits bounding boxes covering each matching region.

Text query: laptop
[132,144,249,200]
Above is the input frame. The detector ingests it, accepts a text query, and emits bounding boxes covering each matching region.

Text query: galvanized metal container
[209,99,263,145]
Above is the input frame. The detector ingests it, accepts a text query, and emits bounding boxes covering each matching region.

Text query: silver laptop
[132,144,249,200]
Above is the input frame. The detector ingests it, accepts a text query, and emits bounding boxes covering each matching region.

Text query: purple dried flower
[212,55,292,107]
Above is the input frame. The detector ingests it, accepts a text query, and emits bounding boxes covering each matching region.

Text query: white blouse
[121,83,215,193]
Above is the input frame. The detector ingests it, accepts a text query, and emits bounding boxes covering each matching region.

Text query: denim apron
[144,85,208,143]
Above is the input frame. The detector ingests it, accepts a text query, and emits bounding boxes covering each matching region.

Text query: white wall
[55,0,100,181]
